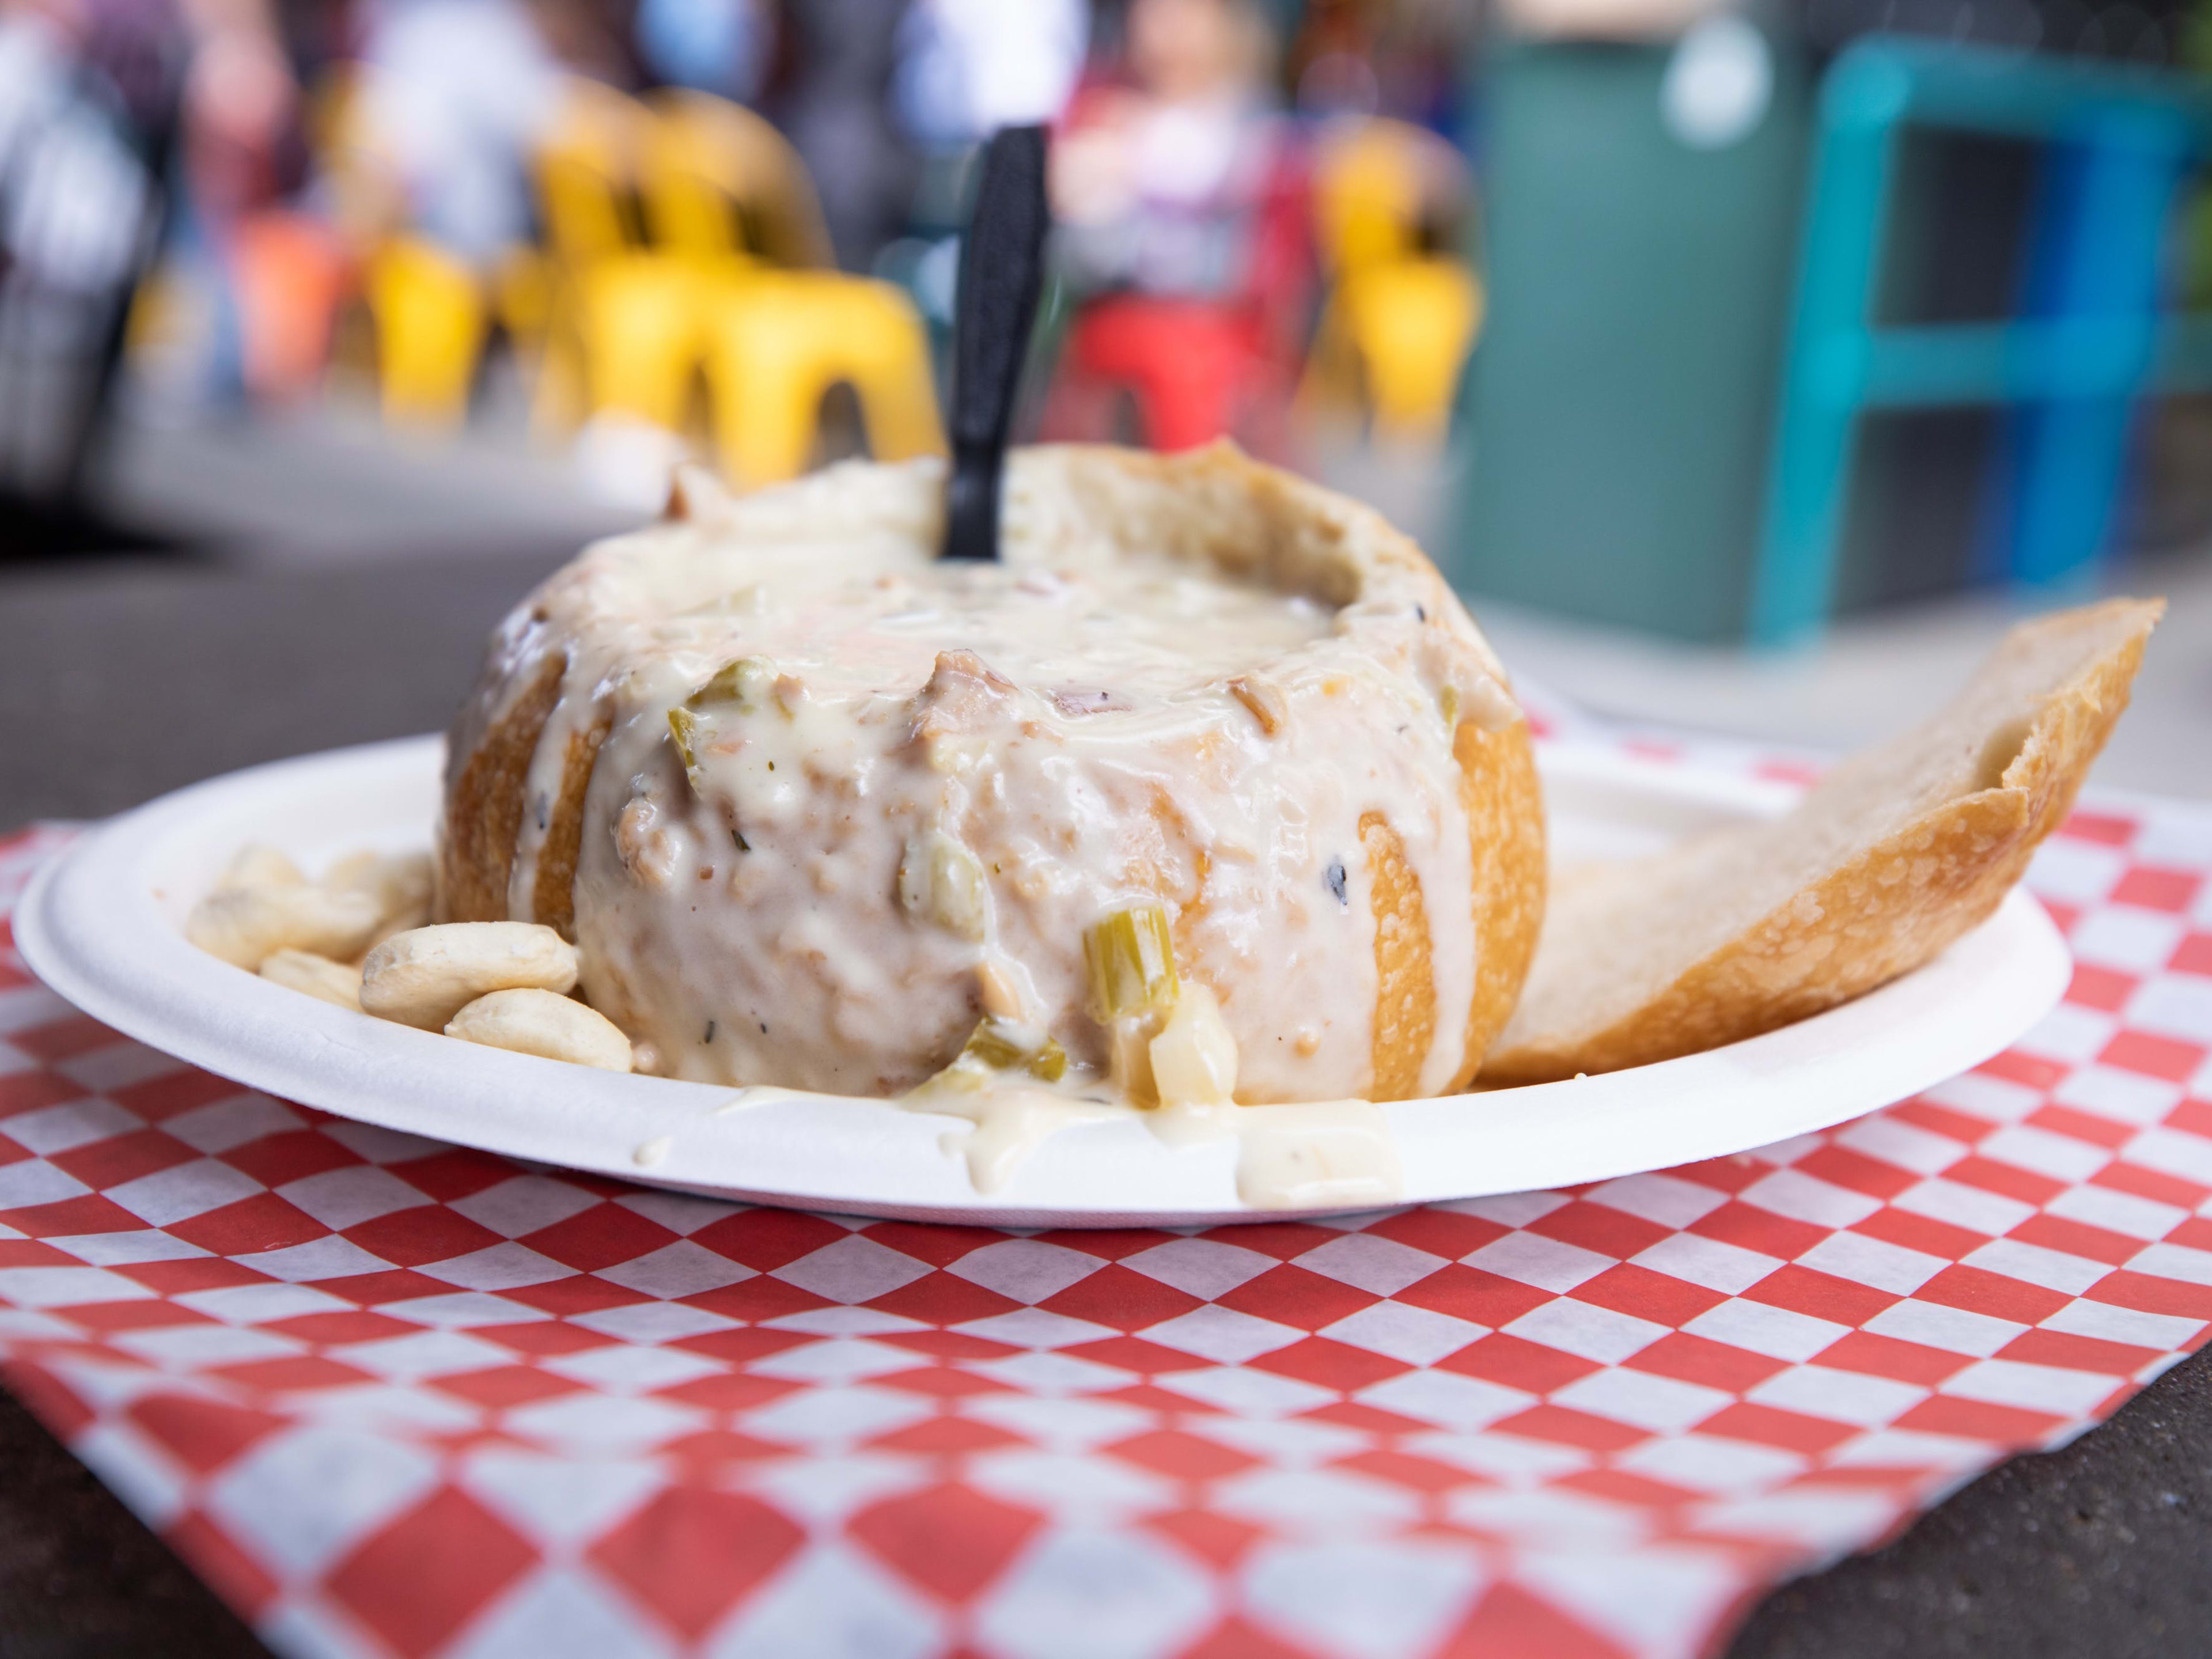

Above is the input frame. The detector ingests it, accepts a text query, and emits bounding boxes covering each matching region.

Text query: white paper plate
[15,736,2069,1226]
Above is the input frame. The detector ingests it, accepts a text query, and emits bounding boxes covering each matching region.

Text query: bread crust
[1361,811,1434,1100]
[1482,599,2160,1085]
[531,707,612,941]
[443,443,1548,1099]
[440,652,567,925]
[1449,717,1548,1089]
[1357,724,1546,1099]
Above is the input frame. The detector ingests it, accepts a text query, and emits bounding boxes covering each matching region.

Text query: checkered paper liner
[3,757,2211,1659]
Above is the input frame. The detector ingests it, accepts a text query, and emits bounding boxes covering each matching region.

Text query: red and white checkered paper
[4,762,2211,1659]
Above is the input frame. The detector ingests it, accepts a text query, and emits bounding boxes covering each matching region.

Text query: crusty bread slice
[1480,597,2163,1085]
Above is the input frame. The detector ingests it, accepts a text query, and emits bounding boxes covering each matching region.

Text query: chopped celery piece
[690,656,776,711]
[1084,904,1180,1022]
[964,1015,1067,1082]
[667,706,701,775]
[916,1015,1067,1094]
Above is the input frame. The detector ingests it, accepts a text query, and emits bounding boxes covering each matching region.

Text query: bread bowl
[438,442,1547,1103]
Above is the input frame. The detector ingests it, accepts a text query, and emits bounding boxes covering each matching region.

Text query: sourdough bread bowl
[438,443,1546,1103]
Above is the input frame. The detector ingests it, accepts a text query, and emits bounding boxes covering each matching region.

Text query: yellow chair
[309,67,554,426]
[571,253,717,430]
[1325,257,1482,438]
[1313,118,1434,272]
[354,237,563,427]
[535,79,646,267]
[529,82,703,432]
[525,79,942,482]
[642,89,835,268]
[700,273,944,488]
[1304,117,1484,440]
[363,236,488,424]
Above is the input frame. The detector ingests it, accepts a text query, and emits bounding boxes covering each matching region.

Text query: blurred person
[1044,0,1312,454]
[1052,0,1289,301]
[4,0,354,442]
[11,0,185,145]
[0,0,172,496]
[18,0,333,415]
[172,0,346,404]
[352,0,563,262]
[176,0,293,230]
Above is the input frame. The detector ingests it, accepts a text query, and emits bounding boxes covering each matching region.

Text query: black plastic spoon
[941,124,1051,563]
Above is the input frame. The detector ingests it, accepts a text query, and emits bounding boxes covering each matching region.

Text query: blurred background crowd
[5,0,2212,669]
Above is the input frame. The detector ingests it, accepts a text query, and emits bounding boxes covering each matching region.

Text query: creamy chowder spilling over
[446,448,1533,1127]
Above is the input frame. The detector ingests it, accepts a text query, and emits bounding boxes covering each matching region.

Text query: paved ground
[1728,1354,2211,1659]
[92,398,640,567]
[0,543,573,824]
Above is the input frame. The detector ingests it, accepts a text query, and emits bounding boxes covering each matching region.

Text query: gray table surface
[1,547,2206,1659]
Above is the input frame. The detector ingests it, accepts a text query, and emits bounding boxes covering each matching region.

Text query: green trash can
[1453,20,1809,641]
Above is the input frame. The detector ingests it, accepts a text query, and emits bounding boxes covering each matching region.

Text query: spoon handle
[942,123,1051,563]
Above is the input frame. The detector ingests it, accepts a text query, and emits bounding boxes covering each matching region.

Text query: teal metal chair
[1753,37,2212,644]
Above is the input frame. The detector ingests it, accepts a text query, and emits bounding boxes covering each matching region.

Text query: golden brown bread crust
[444,443,1549,1099]
[531,707,612,941]
[1361,810,1434,1101]
[1449,717,1547,1090]
[1481,601,2159,1085]
[440,652,567,925]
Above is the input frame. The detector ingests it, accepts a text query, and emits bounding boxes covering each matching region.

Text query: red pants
[1065,296,1279,453]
